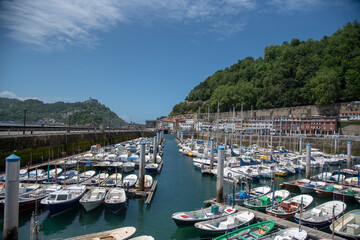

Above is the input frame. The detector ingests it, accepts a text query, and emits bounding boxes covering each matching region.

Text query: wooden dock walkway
[205,199,345,240]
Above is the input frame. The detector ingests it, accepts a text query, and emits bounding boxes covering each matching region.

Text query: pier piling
[347,141,352,169]
[3,154,20,240]
[306,143,311,179]
[334,137,338,154]
[153,136,157,164]
[139,142,145,191]
[210,137,214,170]
[216,146,224,203]
[299,138,303,154]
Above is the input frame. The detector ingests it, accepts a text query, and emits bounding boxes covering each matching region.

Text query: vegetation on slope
[0,98,127,127]
[170,20,360,115]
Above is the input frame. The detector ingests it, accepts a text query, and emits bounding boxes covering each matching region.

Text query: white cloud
[267,0,324,13]
[0,0,256,49]
[0,91,39,101]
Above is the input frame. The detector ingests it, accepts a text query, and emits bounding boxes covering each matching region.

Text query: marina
[1,133,360,239]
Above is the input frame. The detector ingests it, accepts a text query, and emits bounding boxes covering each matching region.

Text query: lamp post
[23,109,27,135]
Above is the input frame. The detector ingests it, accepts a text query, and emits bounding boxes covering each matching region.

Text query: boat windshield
[56,194,68,201]
[48,194,56,201]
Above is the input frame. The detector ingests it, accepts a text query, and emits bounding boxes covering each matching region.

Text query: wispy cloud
[0,0,257,49]
[0,91,39,101]
[0,0,341,49]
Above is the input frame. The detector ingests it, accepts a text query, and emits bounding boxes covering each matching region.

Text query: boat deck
[204,199,346,240]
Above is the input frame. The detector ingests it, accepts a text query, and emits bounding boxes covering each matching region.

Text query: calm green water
[0,134,358,239]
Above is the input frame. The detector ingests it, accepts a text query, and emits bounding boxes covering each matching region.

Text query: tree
[310,68,341,106]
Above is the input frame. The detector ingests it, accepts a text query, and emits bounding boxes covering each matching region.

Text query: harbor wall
[184,132,360,155]
[0,130,155,172]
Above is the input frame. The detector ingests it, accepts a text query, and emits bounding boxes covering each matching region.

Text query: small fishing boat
[82,173,109,186]
[129,236,155,240]
[66,226,136,240]
[257,227,307,240]
[315,184,343,198]
[104,187,127,213]
[330,209,360,239]
[213,220,275,240]
[298,181,326,193]
[194,210,255,237]
[120,174,138,188]
[93,161,111,171]
[145,163,159,174]
[282,179,310,191]
[79,187,107,212]
[40,184,86,215]
[101,173,122,187]
[235,186,271,205]
[135,175,153,190]
[172,205,236,227]
[294,200,346,228]
[243,190,290,211]
[123,162,136,173]
[266,194,313,220]
[334,187,360,202]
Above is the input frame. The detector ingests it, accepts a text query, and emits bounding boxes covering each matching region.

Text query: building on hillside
[145,120,156,128]
[156,118,175,131]
[340,110,360,121]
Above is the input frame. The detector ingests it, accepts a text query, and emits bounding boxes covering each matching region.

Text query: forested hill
[170,20,360,116]
[0,98,127,127]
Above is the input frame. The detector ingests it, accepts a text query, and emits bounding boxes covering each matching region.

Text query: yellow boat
[187,152,194,156]
[275,171,288,177]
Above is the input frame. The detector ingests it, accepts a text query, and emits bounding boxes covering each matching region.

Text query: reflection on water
[104,206,127,226]
[79,206,104,227]
[42,206,80,235]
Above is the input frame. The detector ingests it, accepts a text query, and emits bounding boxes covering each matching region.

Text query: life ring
[228,172,232,178]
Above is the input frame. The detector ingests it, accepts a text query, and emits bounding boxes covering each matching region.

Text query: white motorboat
[104,187,127,213]
[79,187,107,212]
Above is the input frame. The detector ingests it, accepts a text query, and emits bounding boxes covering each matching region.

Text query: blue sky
[0,0,359,124]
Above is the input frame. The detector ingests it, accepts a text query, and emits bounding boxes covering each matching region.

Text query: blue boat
[40,184,86,215]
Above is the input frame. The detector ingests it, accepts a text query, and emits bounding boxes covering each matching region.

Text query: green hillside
[0,98,127,127]
[170,20,360,115]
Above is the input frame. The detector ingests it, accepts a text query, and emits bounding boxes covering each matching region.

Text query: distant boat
[40,184,86,215]
[135,175,153,190]
[266,194,313,220]
[213,220,275,240]
[82,173,109,186]
[315,184,343,198]
[194,210,255,237]
[334,187,360,203]
[235,186,271,205]
[243,190,290,211]
[294,200,346,228]
[123,162,136,173]
[282,179,310,191]
[298,181,326,193]
[79,187,107,212]
[104,187,127,213]
[145,163,159,174]
[172,205,236,227]
[256,227,307,240]
[120,174,138,188]
[101,173,122,187]
[330,209,360,239]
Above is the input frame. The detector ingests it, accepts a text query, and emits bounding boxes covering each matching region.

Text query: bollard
[153,136,157,164]
[299,138,303,154]
[217,146,225,203]
[347,142,352,169]
[210,138,215,169]
[3,154,20,240]
[139,142,145,191]
[306,143,311,179]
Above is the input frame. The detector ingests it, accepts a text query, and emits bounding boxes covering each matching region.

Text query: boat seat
[205,223,218,230]
[347,223,360,235]
[218,216,235,229]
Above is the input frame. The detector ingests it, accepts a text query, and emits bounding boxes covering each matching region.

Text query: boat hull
[105,201,126,213]
[315,190,334,198]
[266,211,295,220]
[80,200,103,212]
[45,195,84,215]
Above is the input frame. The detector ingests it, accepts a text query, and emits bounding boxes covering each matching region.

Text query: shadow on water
[103,205,127,227]
[171,227,199,240]
[42,205,80,235]
[79,206,105,226]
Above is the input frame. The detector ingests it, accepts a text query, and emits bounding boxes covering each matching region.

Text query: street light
[23,109,27,135]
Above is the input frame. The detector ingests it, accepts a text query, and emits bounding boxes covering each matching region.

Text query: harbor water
[0,134,358,239]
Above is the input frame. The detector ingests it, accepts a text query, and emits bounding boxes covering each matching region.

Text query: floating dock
[205,199,345,240]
